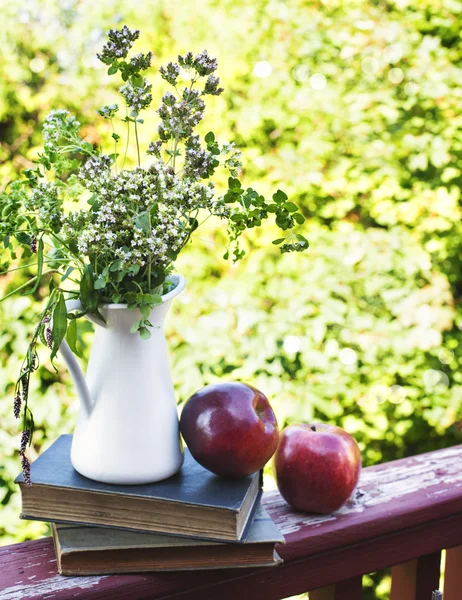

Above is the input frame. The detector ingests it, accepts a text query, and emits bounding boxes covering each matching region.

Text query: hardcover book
[52,506,284,575]
[16,435,262,542]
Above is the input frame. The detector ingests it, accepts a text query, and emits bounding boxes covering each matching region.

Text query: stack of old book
[16,435,284,576]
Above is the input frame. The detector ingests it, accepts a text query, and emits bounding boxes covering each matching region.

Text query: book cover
[16,435,262,542]
[52,506,284,575]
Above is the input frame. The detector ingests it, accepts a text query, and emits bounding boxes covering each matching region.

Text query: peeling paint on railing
[263,445,462,536]
[0,445,461,599]
[0,574,108,600]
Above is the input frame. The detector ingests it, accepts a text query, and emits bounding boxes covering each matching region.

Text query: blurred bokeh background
[1,1,461,597]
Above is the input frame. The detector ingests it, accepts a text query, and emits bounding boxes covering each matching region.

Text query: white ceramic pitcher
[59,274,186,485]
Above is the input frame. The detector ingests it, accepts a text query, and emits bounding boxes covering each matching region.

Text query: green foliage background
[1,1,461,597]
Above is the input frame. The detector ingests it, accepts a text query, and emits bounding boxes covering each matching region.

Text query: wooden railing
[1,444,461,599]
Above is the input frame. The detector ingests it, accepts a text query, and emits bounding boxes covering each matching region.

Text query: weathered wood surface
[1,444,461,600]
[391,552,443,600]
[444,545,462,600]
[390,559,419,599]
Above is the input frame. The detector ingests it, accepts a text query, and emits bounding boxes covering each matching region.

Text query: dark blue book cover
[16,435,262,542]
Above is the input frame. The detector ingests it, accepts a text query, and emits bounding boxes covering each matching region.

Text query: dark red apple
[179,382,279,477]
[273,423,361,513]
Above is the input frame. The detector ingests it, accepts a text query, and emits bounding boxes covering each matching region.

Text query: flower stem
[0,270,58,302]
[122,109,130,170]
[0,258,76,276]
[172,138,179,172]
[46,231,85,266]
[110,118,117,174]
[134,119,141,167]
[147,209,152,291]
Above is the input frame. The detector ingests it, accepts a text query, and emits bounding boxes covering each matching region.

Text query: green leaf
[130,319,142,334]
[267,204,278,213]
[228,177,242,190]
[205,132,215,143]
[276,214,287,227]
[110,259,124,272]
[224,191,238,204]
[124,292,137,305]
[139,326,152,340]
[143,293,162,305]
[231,213,245,222]
[61,266,74,282]
[81,141,94,154]
[25,237,44,295]
[272,238,286,245]
[134,212,150,232]
[107,65,118,75]
[80,264,99,311]
[114,270,127,283]
[51,293,67,361]
[140,304,151,319]
[94,309,106,324]
[296,234,309,246]
[94,277,106,290]
[242,195,253,208]
[284,202,299,213]
[165,149,181,157]
[15,232,31,246]
[66,318,82,358]
[131,74,143,88]
[273,189,288,204]
[111,293,122,304]
[188,217,199,232]
[293,212,306,224]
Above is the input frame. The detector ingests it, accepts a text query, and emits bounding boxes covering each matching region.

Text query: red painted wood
[0,537,229,600]
[263,444,462,563]
[1,444,461,600]
[390,559,417,599]
[309,585,334,600]
[1,509,461,599]
[334,576,362,600]
[444,545,462,600]
[161,512,462,600]
[415,552,441,599]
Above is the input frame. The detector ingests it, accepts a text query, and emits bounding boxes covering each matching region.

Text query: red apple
[273,423,361,513]
[180,382,279,477]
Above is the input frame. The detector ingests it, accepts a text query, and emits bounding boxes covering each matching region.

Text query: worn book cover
[52,506,284,575]
[16,435,262,542]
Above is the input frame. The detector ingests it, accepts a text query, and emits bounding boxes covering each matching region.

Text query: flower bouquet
[0,26,308,482]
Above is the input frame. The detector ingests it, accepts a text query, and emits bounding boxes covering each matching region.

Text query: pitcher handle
[58,299,105,418]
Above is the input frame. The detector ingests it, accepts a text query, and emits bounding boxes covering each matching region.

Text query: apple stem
[310,425,316,432]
